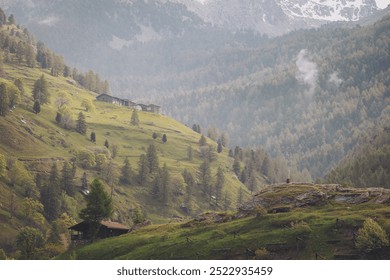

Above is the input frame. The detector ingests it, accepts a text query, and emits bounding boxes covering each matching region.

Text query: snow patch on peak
[278,0,379,22]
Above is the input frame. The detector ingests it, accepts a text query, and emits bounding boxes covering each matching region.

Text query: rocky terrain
[239,183,390,215]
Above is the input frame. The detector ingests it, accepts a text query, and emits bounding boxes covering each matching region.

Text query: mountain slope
[324,125,390,188]
[0,17,252,258]
[58,183,390,260]
[160,15,390,178]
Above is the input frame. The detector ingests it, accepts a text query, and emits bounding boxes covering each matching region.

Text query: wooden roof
[69,220,130,231]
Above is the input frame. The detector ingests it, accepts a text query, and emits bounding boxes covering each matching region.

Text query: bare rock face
[238,183,390,215]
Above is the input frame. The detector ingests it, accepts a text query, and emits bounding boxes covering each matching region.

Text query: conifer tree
[215,167,225,207]
[14,79,25,95]
[162,134,167,144]
[0,83,8,116]
[146,144,159,173]
[81,172,88,190]
[104,139,109,148]
[40,163,61,221]
[199,134,207,146]
[61,161,75,196]
[33,100,40,114]
[131,109,139,126]
[198,159,211,197]
[120,157,134,185]
[137,154,149,186]
[90,131,96,143]
[79,179,113,241]
[76,112,87,135]
[32,75,49,104]
[233,158,241,176]
[55,112,62,124]
[217,139,223,153]
[160,164,170,205]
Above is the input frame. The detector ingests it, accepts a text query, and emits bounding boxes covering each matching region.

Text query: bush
[76,150,96,169]
[355,218,389,253]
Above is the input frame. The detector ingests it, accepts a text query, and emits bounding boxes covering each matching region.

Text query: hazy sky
[195,0,390,9]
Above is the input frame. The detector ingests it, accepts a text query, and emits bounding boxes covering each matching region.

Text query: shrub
[355,218,389,253]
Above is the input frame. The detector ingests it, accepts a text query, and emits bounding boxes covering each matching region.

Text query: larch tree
[120,157,134,185]
[33,100,41,114]
[76,112,87,135]
[79,179,113,241]
[32,74,50,104]
[131,109,139,126]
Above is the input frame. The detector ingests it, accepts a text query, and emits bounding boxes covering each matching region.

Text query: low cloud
[296,49,318,96]
[38,16,60,27]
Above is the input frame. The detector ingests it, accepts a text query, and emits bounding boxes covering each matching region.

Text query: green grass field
[58,200,390,260]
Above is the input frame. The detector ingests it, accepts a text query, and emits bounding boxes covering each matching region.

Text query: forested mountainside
[1,1,389,180]
[324,125,390,188]
[161,15,390,178]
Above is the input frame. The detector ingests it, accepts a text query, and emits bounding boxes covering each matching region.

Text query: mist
[296,49,318,96]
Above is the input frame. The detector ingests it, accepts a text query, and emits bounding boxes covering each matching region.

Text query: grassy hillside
[59,184,390,260]
[0,25,249,257]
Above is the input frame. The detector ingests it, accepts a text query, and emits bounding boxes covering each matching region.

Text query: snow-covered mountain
[279,0,379,21]
[174,0,383,35]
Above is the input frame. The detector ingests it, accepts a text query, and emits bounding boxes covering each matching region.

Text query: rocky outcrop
[238,183,390,215]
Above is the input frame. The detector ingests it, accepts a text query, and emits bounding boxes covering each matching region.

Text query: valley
[0,1,389,260]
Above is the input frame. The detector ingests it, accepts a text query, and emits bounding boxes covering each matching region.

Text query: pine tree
[199,134,207,146]
[232,158,240,178]
[262,156,271,177]
[131,109,139,126]
[146,144,159,173]
[132,204,144,225]
[198,159,211,197]
[104,139,109,148]
[40,163,61,221]
[79,179,113,241]
[220,132,228,147]
[0,83,9,116]
[90,131,96,143]
[120,157,134,185]
[8,14,15,25]
[217,139,223,153]
[55,112,62,124]
[33,100,40,114]
[81,172,88,190]
[14,79,25,95]
[76,112,87,135]
[215,167,225,207]
[32,74,50,104]
[160,164,170,205]
[137,154,149,186]
[61,161,75,196]
[162,134,167,144]
[152,132,158,139]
